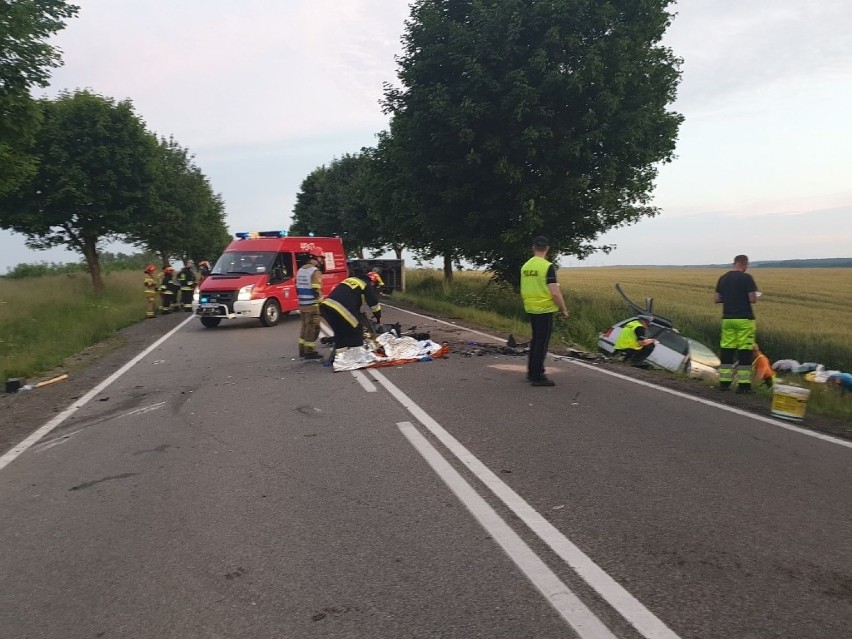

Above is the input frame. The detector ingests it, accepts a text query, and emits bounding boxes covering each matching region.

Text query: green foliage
[1,251,160,279]
[0,0,79,196]
[3,261,84,279]
[0,89,157,291]
[125,135,230,266]
[399,268,852,421]
[0,270,144,380]
[379,0,683,285]
[290,152,378,257]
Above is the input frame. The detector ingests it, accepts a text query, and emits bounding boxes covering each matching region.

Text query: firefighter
[177,260,197,311]
[366,266,386,295]
[320,270,382,354]
[614,315,658,367]
[143,264,158,318]
[198,260,211,283]
[158,265,177,314]
[296,248,325,359]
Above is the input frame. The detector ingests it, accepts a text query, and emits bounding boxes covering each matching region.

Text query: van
[192,231,349,328]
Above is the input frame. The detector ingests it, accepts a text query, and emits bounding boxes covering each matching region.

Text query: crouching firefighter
[614,315,658,367]
[296,248,325,359]
[320,270,381,357]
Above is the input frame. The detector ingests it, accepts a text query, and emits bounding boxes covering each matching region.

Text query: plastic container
[771,384,811,422]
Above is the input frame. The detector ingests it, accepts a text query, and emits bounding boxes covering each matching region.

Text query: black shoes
[735,385,753,394]
[303,351,323,360]
[530,376,555,387]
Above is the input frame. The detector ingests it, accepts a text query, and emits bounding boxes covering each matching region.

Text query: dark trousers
[621,343,655,365]
[527,312,554,381]
[320,306,364,349]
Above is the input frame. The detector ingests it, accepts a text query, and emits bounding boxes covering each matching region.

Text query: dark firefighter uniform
[177,261,197,311]
[158,266,178,314]
[198,260,211,283]
[143,265,158,318]
[320,275,382,349]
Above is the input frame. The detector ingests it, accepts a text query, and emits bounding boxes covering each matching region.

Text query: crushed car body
[598,284,720,382]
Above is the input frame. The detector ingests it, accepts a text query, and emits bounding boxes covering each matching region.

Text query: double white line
[366,367,681,639]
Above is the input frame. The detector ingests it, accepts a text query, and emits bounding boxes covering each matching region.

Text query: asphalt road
[1,305,850,639]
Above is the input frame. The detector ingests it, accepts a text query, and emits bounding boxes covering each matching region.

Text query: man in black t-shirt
[714,254,759,392]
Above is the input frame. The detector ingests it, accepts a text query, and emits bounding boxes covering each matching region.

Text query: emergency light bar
[234,230,288,239]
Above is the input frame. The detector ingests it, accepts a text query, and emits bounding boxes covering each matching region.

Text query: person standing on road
[177,260,197,312]
[520,236,569,387]
[367,267,386,295]
[296,249,325,359]
[320,270,382,354]
[714,254,760,393]
[143,264,158,319]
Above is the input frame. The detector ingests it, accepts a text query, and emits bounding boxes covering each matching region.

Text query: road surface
[1,305,850,638]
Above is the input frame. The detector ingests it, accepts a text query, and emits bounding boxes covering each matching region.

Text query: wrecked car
[598,284,720,382]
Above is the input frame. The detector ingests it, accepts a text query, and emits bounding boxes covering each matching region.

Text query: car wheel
[260,299,281,327]
[200,317,221,328]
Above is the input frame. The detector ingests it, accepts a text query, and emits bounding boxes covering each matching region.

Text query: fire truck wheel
[260,299,281,327]
[200,317,221,328]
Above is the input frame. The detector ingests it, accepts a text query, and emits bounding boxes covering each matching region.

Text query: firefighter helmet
[164,266,174,273]
[199,260,210,268]
[144,264,156,274]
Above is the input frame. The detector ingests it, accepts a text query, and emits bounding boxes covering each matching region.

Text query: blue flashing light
[235,232,250,239]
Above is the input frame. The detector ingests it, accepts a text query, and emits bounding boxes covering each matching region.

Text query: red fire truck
[192,231,349,328]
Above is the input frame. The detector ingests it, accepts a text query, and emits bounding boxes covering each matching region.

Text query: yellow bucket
[771,384,811,422]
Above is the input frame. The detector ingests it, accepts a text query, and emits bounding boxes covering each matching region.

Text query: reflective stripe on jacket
[296,265,321,306]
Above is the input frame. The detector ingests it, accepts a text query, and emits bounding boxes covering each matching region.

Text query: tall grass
[398,267,852,422]
[0,271,146,380]
[400,267,852,371]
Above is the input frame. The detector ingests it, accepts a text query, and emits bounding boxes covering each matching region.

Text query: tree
[0,0,79,196]
[0,89,156,292]
[125,135,230,266]
[290,153,377,257]
[383,0,683,285]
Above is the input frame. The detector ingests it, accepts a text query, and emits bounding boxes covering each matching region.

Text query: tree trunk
[442,253,453,284]
[392,244,403,260]
[82,239,104,293]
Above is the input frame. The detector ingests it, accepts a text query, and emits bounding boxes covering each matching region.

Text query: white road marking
[397,421,618,639]
[351,370,377,392]
[371,369,682,639]
[0,315,195,472]
[383,303,852,450]
[118,401,167,418]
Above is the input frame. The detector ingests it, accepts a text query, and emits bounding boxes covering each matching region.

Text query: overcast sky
[3,0,851,272]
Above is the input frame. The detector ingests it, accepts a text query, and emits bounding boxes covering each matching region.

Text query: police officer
[296,248,325,359]
[520,236,569,386]
[613,315,657,367]
[320,270,382,354]
[177,260,197,311]
[143,264,158,318]
[714,254,759,393]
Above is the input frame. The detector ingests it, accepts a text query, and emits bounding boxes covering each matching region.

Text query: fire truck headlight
[237,284,254,301]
